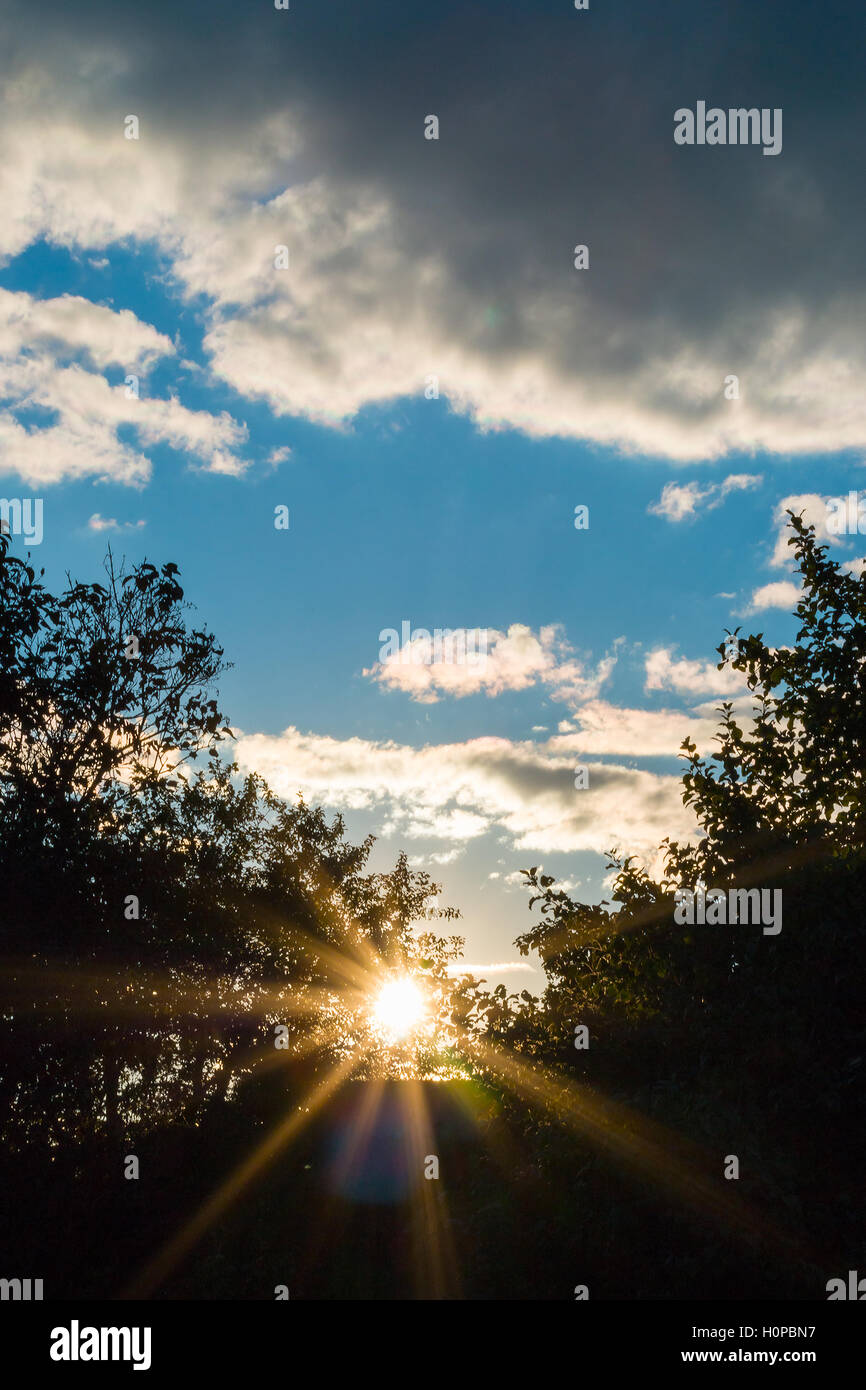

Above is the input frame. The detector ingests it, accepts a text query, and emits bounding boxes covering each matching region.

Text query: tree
[0,540,230,811]
[493,513,866,1173]
[0,539,464,1147]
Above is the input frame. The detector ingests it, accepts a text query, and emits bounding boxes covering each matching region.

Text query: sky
[1,0,865,986]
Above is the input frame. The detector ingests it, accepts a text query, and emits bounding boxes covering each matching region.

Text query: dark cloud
[1,0,865,458]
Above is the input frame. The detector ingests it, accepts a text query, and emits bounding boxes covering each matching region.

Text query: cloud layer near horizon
[233,722,699,863]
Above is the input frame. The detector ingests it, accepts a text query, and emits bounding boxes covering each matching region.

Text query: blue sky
[1,0,865,983]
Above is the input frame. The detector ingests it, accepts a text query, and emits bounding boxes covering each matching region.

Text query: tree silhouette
[478,515,866,1291]
[0,537,463,1150]
[3,515,864,1299]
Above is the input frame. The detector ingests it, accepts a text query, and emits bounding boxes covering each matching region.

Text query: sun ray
[399,1078,462,1299]
[465,1030,818,1270]
[123,1046,367,1298]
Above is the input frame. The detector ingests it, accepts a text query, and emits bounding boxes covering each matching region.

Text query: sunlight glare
[372,977,425,1039]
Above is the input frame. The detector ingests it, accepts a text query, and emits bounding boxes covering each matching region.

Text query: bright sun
[372,977,426,1040]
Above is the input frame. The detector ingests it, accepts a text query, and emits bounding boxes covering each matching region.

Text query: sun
[372,977,426,1040]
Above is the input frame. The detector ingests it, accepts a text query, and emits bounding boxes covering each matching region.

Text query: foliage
[476,515,866,1280]
[0,536,463,1147]
[3,515,864,1296]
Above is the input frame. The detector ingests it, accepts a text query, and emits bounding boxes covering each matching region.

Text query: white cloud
[644,648,746,696]
[0,290,248,486]
[0,287,171,368]
[648,481,706,522]
[769,493,846,568]
[364,622,615,706]
[648,474,761,522]
[233,724,695,860]
[547,699,722,757]
[744,580,801,614]
[408,847,462,866]
[0,16,864,463]
[690,696,762,720]
[503,871,528,887]
[88,513,146,532]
